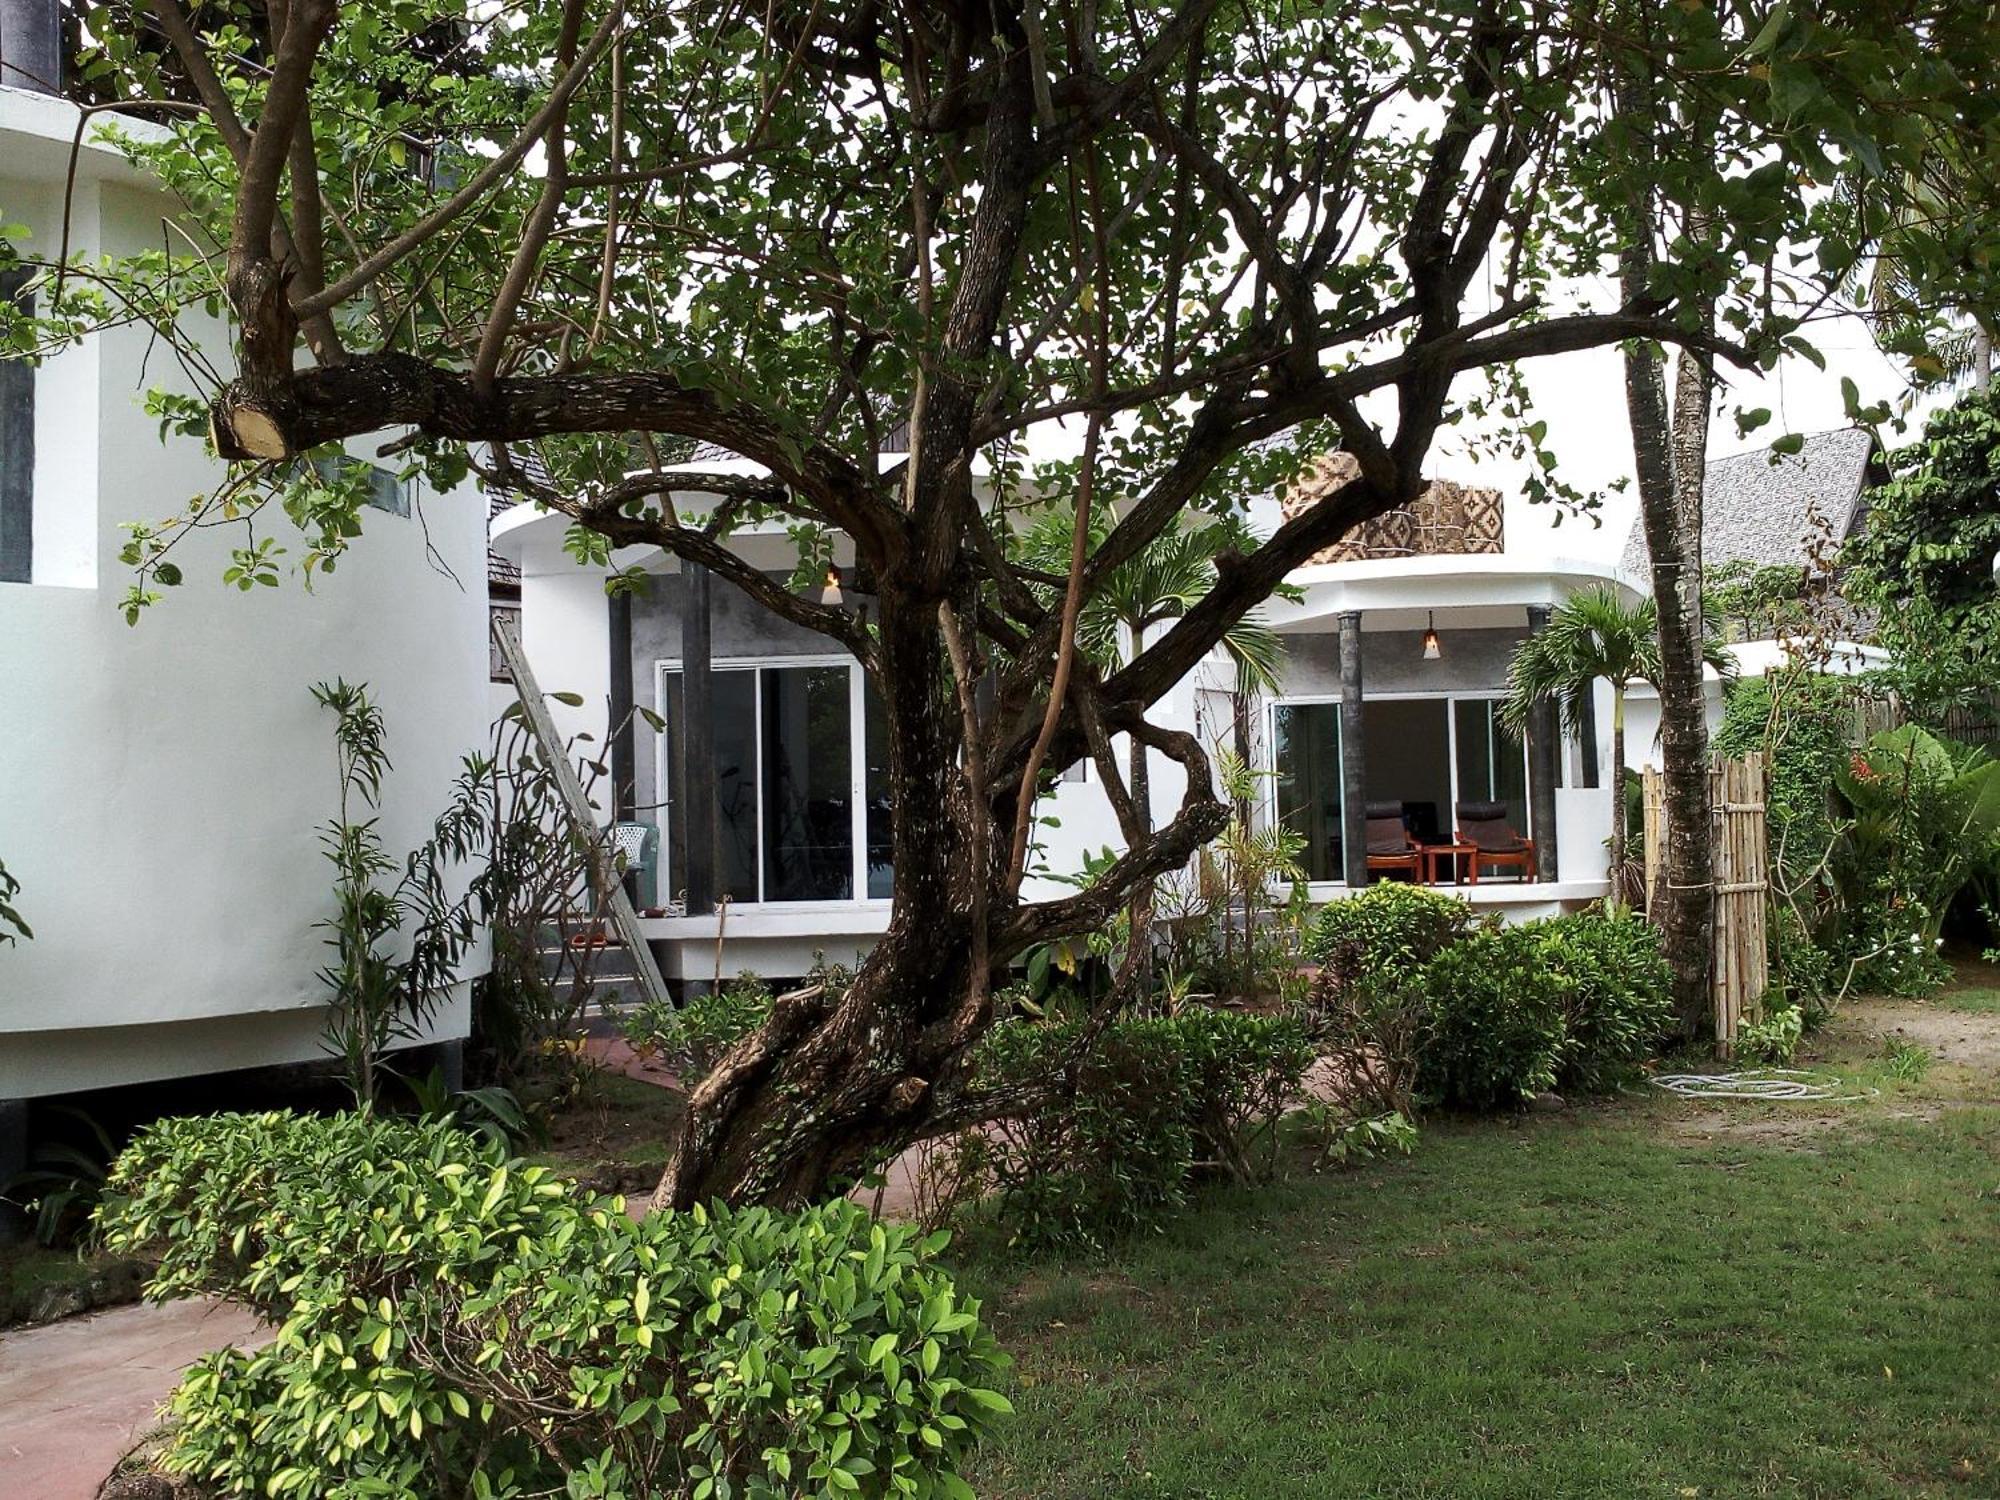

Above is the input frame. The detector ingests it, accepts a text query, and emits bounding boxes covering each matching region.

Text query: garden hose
[1649,1069,1876,1102]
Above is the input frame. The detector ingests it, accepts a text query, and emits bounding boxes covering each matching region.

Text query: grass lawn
[958,1001,2000,1500]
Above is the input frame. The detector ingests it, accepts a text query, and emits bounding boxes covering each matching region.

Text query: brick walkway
[0,1296,265,1500]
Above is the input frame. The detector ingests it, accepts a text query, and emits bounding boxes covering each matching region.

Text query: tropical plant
[1153,748,1310,1006]
[1837,725,2000,960]
[1502,586,1732,889]
[96,1111,1010,1500]
[1,1105,117,1247]
[313,680,494,1105]
[1844,389,2000,719]
[1020,510,1291,993]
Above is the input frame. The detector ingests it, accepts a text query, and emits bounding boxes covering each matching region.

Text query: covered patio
[1258,551,1625,911]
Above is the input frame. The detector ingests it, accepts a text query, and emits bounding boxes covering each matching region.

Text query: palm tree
[1502,586,1732,884]
[1020,510,1288,831]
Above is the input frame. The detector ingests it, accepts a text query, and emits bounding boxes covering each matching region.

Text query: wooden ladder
[491,611,673,1011]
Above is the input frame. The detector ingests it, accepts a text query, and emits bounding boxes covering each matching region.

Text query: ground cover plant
[96,1112,1011,1500]
[955,995,2000,1499]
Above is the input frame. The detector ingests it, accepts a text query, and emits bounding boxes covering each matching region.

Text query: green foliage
[953,1010,1312,1252]
[1540,909,1675,1094]
[313,681,494,1105]
[0,853,27,945]
[96,1112,1010,1500]
[1,1106,117,1248]
[1304,883,1477,973]
[1415,925,1574,1111]
[622,975,774,1082]
[1734,1002,1804,1065]
[1301,1108,1420,1170]
[1715,680,2000,1006]
[1155,750,1312,1006]
[1844,389,2000,717]
[1882,1036,1933,1083]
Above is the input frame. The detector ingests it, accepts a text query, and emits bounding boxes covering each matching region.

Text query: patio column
[608,590,636,823]
[681,563,718,916]
[1338,610,1368,887]
[1525,603,1561,881]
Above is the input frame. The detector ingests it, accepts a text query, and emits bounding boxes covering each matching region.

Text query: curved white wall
[0,95,490,1097]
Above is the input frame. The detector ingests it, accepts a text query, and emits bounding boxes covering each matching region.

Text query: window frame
[655,653,877,908]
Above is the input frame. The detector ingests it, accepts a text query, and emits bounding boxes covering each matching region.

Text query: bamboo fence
[1641,753,1770,1054]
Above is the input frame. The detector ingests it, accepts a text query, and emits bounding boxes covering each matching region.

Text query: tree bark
[1616,35,1717,1038]
[1609,683,1628,874]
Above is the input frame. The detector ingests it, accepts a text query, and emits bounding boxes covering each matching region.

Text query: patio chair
[1364,801,1424,882]
[1454,800,1537,882]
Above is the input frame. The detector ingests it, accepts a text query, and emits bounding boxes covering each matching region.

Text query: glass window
[1452,698,1529,832]
[760,666,853,900]
[664,662,858,904]
[1273,702,1344,882]
[0,267,34,583]
[864,685,894,898]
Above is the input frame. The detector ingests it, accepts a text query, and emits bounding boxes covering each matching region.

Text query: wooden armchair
[1454,801,1536,882]
[1364,801,1424,882]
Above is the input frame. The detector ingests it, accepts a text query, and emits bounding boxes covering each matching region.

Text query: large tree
[23,0,1997,1204]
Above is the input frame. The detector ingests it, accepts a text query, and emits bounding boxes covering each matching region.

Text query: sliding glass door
[1271,692,1535,883]
[1272,701,1344,882]
[662,659,876,904]
[1451,698,1529,832]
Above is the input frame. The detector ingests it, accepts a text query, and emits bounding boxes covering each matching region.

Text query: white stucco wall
[0,94,490,1098]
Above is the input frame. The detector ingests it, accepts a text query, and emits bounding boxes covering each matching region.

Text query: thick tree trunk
[653,596,992,1206]
[1625,335,1717,1036]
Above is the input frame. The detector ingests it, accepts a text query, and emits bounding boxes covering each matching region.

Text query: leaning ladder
[491,611,673,1011]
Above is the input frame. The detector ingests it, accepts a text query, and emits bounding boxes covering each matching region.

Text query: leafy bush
[1538,909,1674,1093]
[1301,1107,1419,1169]
[97,1112,1010,1500]
[1734,1001,1804,1064]
[1304,882,1477,975]
[1414,924,1573,1110]
[948,1009,1312,1251]
[621,973,773,1080]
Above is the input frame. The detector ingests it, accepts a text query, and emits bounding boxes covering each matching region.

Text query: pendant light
[820,563,844,606]
[1422,610,1442,661]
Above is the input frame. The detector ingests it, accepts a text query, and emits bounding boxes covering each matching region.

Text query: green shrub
[1414,924,1572,1110]
[1734,1002,1804,1064]
[952,1009,1312,1252]
[1304,882,1477,973]
[96,1112,1009,1500]
[620,972,772,1080]
[1538,909,1674,1093]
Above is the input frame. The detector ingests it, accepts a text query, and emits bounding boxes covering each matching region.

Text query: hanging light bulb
[1422,610,1442,661]
[820,563,844,606]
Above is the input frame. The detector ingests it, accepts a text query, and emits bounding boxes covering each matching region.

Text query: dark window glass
[1453,698,1530,831]
[864,683,894,898]
[0,267,35,583]
[760,666,853,900]
[712,670,761,902]
[665,664,854,903]
[1576,690,1601,789]
[1273,702,1344,882]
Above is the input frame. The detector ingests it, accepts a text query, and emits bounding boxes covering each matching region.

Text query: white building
[0,86,490,1144]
